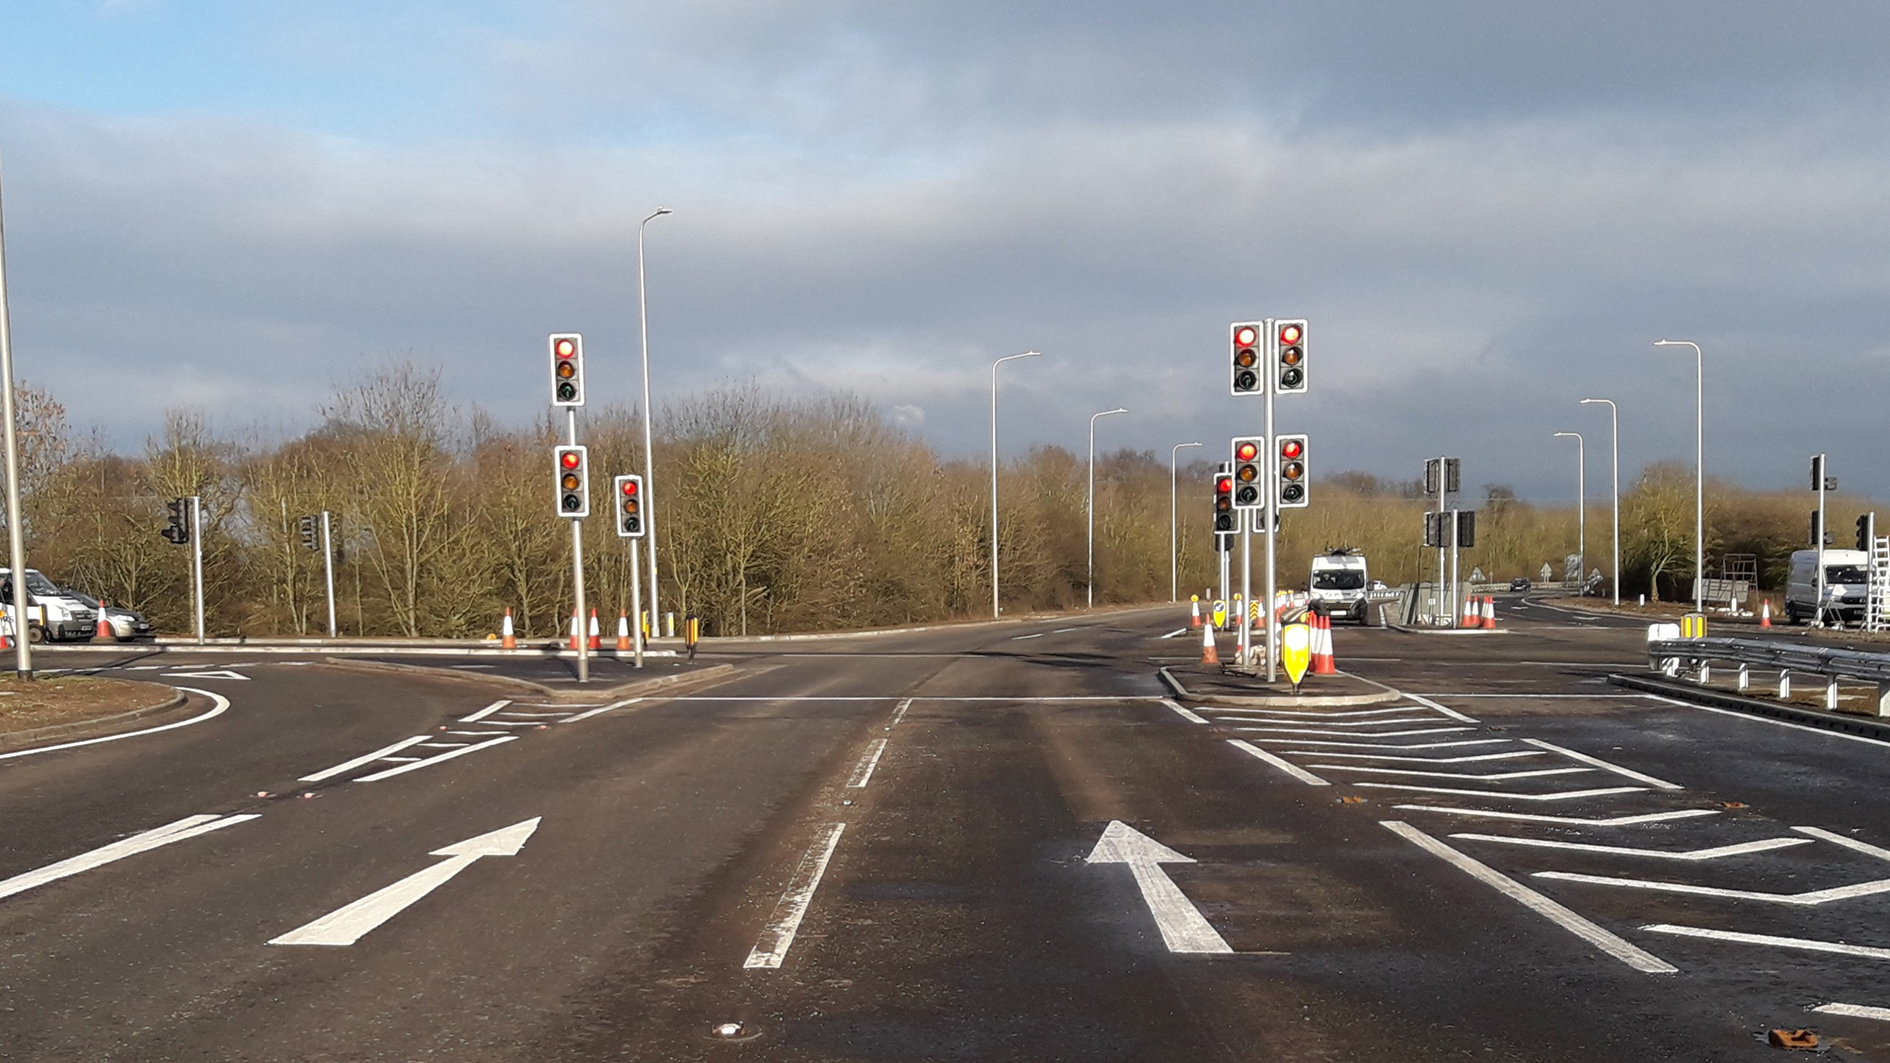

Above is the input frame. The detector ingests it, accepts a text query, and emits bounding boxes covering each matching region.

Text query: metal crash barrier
[1648,631,1890,716]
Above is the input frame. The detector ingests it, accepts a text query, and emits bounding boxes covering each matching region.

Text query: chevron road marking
[1449,834,1811,860]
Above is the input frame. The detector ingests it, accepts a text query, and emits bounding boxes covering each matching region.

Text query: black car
[1508,578,1532,592]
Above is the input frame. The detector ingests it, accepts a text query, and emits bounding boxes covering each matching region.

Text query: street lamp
[990,351,1041,619]
[1579,398,1620,605]
[0,150,31,677]
[1088,407,1128,608]
[1170,441,1203,602]
[637,206,672,634]
[1554,432,1585,592]
[1653,339,1704,611]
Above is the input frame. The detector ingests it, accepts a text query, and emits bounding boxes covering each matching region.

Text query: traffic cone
[1189,596,1202,629]
[587,609,602,650]
[1312,610,1337,675]
[1461,593,1476,629]
[501,608,517,649]
[615,611,631,651]
[568,610,581,650]
[1481,596,1496,630]
[1200,621,1220,665]
[1761,600,1772,629]
[95,601,112,642]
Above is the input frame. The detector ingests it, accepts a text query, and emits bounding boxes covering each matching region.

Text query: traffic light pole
[1815,454,1827,627]
[1263,369,1278,682]
[190,496,205,645]
[320,510,337,638]
[567,408,588,684]
[0,153,30,678]
[1239,506,1251,668]
[630,537,644,668]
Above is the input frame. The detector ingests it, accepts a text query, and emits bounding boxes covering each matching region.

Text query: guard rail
[1648,636,1890,716]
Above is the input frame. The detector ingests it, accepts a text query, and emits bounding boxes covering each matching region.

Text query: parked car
[60,587,155,642]
[1508,577,1532,592]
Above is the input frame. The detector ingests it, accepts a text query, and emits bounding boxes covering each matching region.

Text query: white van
[1785,549,1870,625]
[0,568,99,642]
[1310,551,1370,624]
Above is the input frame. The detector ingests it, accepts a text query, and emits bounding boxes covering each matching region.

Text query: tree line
[12,362,1842,638]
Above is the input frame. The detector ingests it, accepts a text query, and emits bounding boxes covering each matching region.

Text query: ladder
[1869,536,1890,633]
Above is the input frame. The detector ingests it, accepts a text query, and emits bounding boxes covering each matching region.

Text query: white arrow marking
[1535,869,1890,906]
[1642,923,1890,961]
[1308,765,1593,782]
[1085,821,1232,954]
[0,813,258,902]
[1449,834,1811,860]
[160,670,249,680]
[1393,805,1720,826]
[1228,739,1328,786]
[270,817,539,946]
[1357,783,1644,801]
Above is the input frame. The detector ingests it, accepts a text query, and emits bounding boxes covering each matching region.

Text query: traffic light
[298,515,318,552]
[161,498,190,545]
[1811,455,1825,491]
[1457,510,1476,548]
[1858,512,1876,552]
[549,333,584,407]
[1230,322,1262,395]
[1274,319,1307,394]
[612,474,645,537]
[1277,434,1308,508]
[555,445,590,518]
[1213,465,1235,540]
[1230,437,1264,510]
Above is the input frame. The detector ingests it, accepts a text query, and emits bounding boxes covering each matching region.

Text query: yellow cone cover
[1280,623,1313,685]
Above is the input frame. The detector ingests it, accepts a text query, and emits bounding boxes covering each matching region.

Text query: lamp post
[637,206,672,634]
[1653,339,1704,611]
[1554,432,1585,591]
[990,350,1041,619]
[0,150,31,677]
[1088,407,1128,608]
[1579,398,1619,605]
[1170,441,1203,602]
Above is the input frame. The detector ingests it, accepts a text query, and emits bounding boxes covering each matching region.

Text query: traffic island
[0,676,186,751]
[1158,663,1400,707]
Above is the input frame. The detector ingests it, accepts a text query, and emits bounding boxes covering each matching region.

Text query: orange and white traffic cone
[1312,610,1337,675]
[1201,621,1220,665]
[569,610,581,650]
[615,612,631,651]
[587,609,602,650]
[1189,596,1202,629]
[1460,594,1473,629]
[96,601,112,642]
[1761,600,1772,629]
[501,607,517,649]
[1481,596,1496,630]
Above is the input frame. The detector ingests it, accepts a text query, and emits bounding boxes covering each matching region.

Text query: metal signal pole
[568,408,588,684]
[0,151,30,677]
[320,510,337,637]
[191,496,205,645]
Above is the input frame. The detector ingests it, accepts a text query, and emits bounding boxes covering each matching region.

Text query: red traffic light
[555,338,576,358]
[620,480,638,496]
[1278,323,1302,345]
[1215,476,1232,493]
[1235,441,1258,461]
[1279,439,1303,459]
[561,451,582,469]
[1234,325,1258,347]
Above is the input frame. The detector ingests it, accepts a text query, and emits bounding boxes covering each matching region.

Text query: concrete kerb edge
[1157,666,1401,708]
[0,686,187,751]
[1608,672,1890,742]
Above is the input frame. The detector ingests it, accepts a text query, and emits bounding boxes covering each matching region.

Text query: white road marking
[1207,715,1438,729]
[1646,696,1890,750]
[1010,633,1044,641]
[847,739,889,788]
[353,735,516,782]
[1382,821,1677,974]
[1230,726,1475,739]
[379,756,423,762]
[1229,739,1330,786]
[495,710,573,718]
[1394,805,1720,826]
[1397,693,1480,723]
[1357,783,1645,801]
[1536,869,1890,906]
[745,823,846,969]
[0,688,231,762]
[1642,923,1890,961]
[0,813,258,903]
[1408,693,1651,699]
[1308,765,1594,782]
[1813,1003,1890,1022]
[1162,699,1208,724]
[889,698,912,726]
[1449,834,1811,860]
[160,669,250,681]
[1795,826,1890,863]
[1051,627,1082,634]
[1521,739,1683,791]
[1085,821,1232,954]
[471,719,556,728]
[1261,738,1515,751]
[445,730,506,737]
[299,735,430,782]
[1158,628,1188,639]
[561,698,640,723]
[1198,706,1439,718]
[459,699,512,723]
[271,818,539,946]
[1288,750,1546,763]
[415,742,468,749]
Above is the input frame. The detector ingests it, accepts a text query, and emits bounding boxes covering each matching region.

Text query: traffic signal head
[1231,437,1264,510]
[1274,319,1307,395]
[298,515,317,552]
[555,445,590,518]
[1858,512,1876,552]
[1277,434,1308,508]
[612,474,645,538]
[1231,322,1262,395]
[549,333,584,407]
[161,497,191,546]
[1213,467,1235,533]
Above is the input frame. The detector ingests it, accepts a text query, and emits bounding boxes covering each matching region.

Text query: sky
[2,1,1890,504]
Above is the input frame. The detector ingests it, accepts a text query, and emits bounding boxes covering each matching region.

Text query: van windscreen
[1827,565,1867,584]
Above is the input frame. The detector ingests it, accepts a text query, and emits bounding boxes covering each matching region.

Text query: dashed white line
[847,739,889,788]
[1449,834,1811,860]
[299,735,430,782]
[354,735,516,782]
[1642,923,1890,961]
[744,823,846,969]
[1521,739,1683,791]
[1229,739,1330,786]
[1010,633,1044,641]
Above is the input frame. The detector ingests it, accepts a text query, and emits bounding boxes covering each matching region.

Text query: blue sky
[4,1,1890,504]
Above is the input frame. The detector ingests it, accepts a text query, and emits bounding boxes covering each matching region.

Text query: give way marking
[270,818,539,946]
[1086,821,1231,954]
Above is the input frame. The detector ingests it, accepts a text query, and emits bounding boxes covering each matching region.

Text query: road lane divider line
[1450,834,1810,860]
[1813,1003,1890,1022]
[1382,820,1677,974]
[1398,693,1480,723]
[1536,869,1890,906]
[1521,739,1683,791]
[459,699,512,723]
[1795,826,1890,862]
[1642,923,1890,961]
[0,687,232,762]
[1357,783,1645,801]
[1161,699,1208,724]
[1394,805,1720,826]
[847,739,889,789]
[299,735,431,782]
[0,813,259,903]
[1231,726,1474,739]
[744,823,846,969]
[354,735,516,782]
[1288,750,1545,763]
[1010,633,1044,641]
[561,698,641,723]
[1307,765,1593,782]
[1229,739,1329,786]
[1158,628,1188,639]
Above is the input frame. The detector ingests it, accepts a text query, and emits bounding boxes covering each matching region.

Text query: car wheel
[26,624,45,644]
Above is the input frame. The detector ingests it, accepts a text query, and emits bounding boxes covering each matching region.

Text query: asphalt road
[3,604,1889,1060]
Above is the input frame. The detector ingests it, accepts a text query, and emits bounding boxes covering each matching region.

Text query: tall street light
[1554,432,1585,591]
[1169,441,1203,603]
[990,350,1041,619]
[637,206,672,634]
[1088,407,1128,609]
[0,150,31,677]
[1579,398,1620,605]
[1653,339,1704,612]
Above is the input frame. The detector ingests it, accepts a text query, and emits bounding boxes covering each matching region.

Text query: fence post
[1737,663,1749,691]
[1778,669,1790,699]
[1876,682,1890,718]
[1827,679,1841,711]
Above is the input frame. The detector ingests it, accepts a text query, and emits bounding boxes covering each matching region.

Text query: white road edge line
[1645,695,1890,750]
[1521,738,1683,791]
[1813,1003,1890,1022]
[1382,820,1677,974]
[459,699,512,723]
[1642,923,1890,961]
[847,739,889,788]
[1228,739,1329,786]
[0,687,232,762]
[354,735,516,782]
[1161,699,1209,724]
[561,698,641,724]
[0,813,259,902]
[744,823,847,969]
[299,735,430,782]
[1398,692,1480,723]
